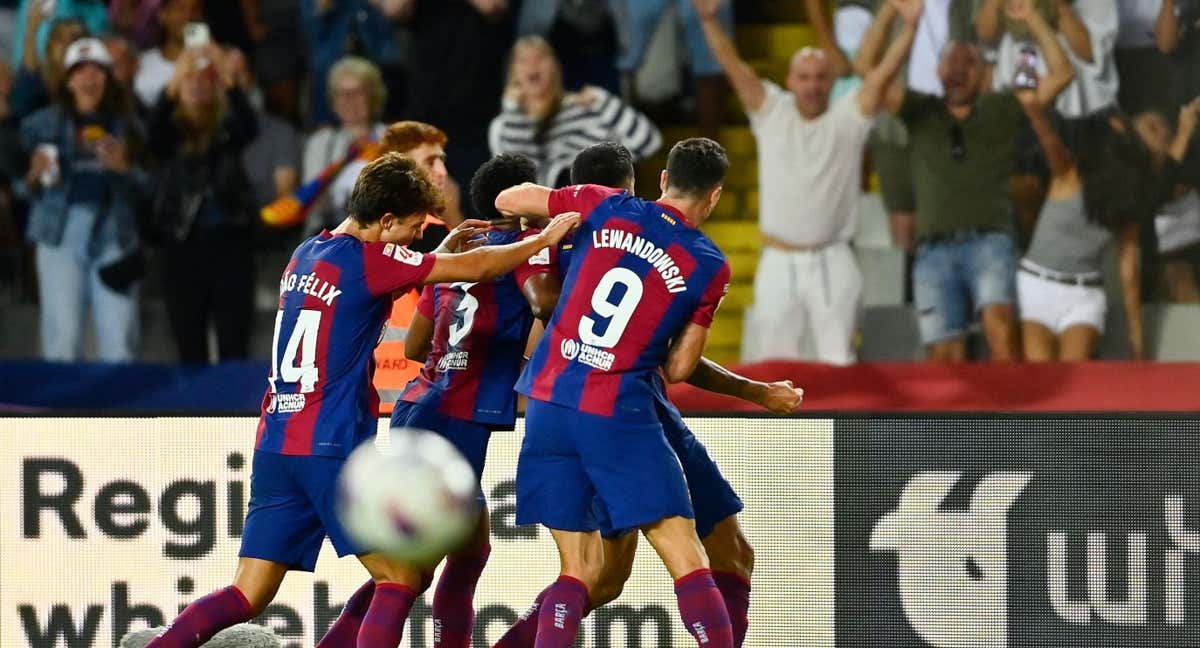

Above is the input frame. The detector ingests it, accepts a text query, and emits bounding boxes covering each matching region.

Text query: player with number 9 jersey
[515,184,730,418]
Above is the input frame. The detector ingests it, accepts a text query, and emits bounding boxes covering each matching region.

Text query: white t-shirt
[134,48,175,107]
[907,0,952,96]
[748,82,874,247]
[1116,0,1162,48]
[992,0,1120,117]
[1156,189,1200,253]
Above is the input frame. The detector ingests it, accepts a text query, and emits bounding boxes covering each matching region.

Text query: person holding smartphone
[133,0,203,107]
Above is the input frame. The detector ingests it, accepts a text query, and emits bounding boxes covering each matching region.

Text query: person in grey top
[1014,81,1154,360]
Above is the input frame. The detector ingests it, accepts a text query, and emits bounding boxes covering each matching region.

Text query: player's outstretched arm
[686,358,804,414]
[425,212,580,284]
[495,183,553,219]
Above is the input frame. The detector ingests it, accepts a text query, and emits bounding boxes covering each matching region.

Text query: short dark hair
[470,153,538,220]
[347,152,445,225]
[665,138,729,196]
[571,141,634,188]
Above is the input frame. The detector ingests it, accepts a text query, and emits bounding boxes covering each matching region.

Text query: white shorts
[1017,268,1107,334]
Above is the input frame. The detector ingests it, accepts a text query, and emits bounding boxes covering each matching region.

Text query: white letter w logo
[871,472,1031,648]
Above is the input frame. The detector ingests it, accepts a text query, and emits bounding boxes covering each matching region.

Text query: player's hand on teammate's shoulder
[761,380,804,414]
[438,219,491,253]
[537,211,582,245]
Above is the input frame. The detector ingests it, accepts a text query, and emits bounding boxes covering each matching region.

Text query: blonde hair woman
[488,36,662,187]
[303,56,388,232]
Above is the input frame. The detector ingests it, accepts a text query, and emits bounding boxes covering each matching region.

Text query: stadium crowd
[0,0,1197,365]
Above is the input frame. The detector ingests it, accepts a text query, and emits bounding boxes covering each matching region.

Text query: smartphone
[1013,46,1039,90]
[183,22,211,50]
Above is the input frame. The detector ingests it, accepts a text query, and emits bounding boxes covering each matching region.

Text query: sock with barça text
[712,571,751,647]
[432,542,492,647]
[675,569,734,647]
[491,585,549,647]
[144,586,254,648]
[532,576,589,648]
[356,583,417,648]
[315,580,375,647]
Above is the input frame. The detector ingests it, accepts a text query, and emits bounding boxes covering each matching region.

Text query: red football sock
[675,569,734,647]
[432,542,491,648]
[315,580,375,647]
[144,586,254,648]
[491,585,549,648]
[532,576,589,648]
[356,583,417,648]
[712,571,751,647]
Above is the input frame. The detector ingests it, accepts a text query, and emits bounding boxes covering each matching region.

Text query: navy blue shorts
[596,391,743,539]
[516,398,694,532]
[391,399,492,505]
[240,450,363,572]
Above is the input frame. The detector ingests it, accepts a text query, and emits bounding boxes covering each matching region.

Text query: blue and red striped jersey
[256,231,437,457]
[397,228,554,427]
[516,185,731,417]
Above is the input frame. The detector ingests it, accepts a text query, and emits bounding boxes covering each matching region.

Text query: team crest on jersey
[382,243,425,267]
[560,338,615,371]
[528,247,551,266]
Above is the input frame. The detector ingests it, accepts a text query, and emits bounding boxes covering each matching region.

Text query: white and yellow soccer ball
[337,428,480,564]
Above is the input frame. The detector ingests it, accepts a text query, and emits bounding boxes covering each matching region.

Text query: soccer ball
[337,428,480,564]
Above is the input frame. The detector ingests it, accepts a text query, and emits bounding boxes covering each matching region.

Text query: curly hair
[380,120,448,155]
[348,152,445,225]
[470,153,537,221]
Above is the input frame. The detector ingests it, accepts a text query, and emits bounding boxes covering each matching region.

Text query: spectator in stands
[855,0,975,257]
[518,0,620,93]
[302,55,387,233]
[397,0,515,217]
[102,34,141,113]
[489,35,661,188]
[1156,0,1200,112]
[10,0,105,67]
[10,15,86,120]
[696,0,920,365]
[20,37,146,362]
[240,0,305,124]
[147,44,258,364]
[869,0,1075,362]
[1015,83,1154,361]
[133,0,203,108]
[1135,102,1200,302]
[108,0,162,50]
[612,0,732,138]
[232,47,300,214]
[1115,0,1173,115]
[301,0,405,126]
[979,0,1120,244]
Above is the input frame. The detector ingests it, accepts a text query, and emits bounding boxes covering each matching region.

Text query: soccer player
[494,138,738,648]
[318,153,559,648]
[493,141,801,648]
[145,152,579,648]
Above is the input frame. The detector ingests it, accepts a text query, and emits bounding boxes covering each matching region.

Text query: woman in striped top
[488,35,662,188]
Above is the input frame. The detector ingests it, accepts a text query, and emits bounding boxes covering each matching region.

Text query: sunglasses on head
[949,123,966,162]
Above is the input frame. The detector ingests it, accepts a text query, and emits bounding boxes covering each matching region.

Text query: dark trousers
[162,228,255,364]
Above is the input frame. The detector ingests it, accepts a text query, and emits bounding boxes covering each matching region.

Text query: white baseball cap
[64,38,113,71]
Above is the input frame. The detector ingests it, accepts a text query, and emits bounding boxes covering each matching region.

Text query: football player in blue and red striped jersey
[494,138,739,648]
[146,153,580,648]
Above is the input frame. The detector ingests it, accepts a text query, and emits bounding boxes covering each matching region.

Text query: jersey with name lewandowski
[398,228,553,427]
[516,184,730,417]
[256,231,437,457]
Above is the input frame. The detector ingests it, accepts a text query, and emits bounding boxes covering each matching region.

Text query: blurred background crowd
[0,0,1197,368]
